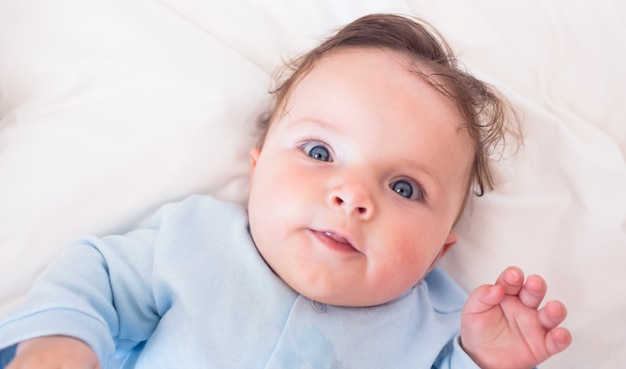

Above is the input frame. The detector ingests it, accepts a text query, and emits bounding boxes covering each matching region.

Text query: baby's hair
[257,13,521,196]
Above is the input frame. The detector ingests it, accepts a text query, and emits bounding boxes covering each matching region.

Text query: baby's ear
[442,231,458,255]
[250,147,261,170]
[248,147,261,193]
[426,232,458,273]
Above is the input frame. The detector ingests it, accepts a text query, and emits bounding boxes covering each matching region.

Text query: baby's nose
[328,182,374,220]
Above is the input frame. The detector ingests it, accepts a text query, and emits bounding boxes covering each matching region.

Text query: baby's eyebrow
[289,117,340,132]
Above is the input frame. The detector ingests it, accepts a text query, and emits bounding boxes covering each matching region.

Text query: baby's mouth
[312,230,360,253]
[323,231,349,244]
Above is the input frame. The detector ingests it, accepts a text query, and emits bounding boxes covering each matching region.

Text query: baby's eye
[302,141,333,162]
[390,179,424,201]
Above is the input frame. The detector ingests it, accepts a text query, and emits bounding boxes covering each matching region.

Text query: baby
[0,14,570,369]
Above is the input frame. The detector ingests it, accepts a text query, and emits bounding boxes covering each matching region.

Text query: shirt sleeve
[433,335,540,369]
[0,207,167,368]
[432,335,481,368]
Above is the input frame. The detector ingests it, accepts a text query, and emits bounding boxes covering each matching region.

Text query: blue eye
[390,179,424,201]
[304,142,333,162]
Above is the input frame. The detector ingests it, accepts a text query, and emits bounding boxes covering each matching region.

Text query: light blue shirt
[0,195,480,368]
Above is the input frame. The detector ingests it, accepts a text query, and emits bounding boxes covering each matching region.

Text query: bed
[1,0,624,367]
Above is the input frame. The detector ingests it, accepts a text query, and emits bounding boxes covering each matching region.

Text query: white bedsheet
[1,1,625,367]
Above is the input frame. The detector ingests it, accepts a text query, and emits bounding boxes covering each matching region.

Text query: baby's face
[248,48,474,307]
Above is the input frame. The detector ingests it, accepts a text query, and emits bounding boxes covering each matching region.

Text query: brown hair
[257,13,521,196]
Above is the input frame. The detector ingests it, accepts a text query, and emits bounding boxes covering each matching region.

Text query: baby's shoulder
[157,194,245,222]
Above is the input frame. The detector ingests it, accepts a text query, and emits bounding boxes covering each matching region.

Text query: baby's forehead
[296,48,458,106]
[283,49,472,142]
[288,47,468,127]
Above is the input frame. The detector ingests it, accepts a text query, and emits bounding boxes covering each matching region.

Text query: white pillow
[0,0,265,311]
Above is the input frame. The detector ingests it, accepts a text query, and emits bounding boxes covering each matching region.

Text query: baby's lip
[312,229,362,254]
[323,231,349,244]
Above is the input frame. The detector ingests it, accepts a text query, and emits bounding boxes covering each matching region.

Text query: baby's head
[258,13,518,198]
[247,14,518,307]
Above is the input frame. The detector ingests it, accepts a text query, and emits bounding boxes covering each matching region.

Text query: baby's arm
[460,266,571,369]
[0,228,163,367]
[7,336,100,369]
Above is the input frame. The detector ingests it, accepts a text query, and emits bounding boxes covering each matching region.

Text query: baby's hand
[460,266,571,369]
[7,336,100,369]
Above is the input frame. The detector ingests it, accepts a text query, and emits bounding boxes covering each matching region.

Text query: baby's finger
[537,300,568,330]
[494,266,524,296]
[463,284,505,315]
[518,274,547,309]
[545,327,573,356]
